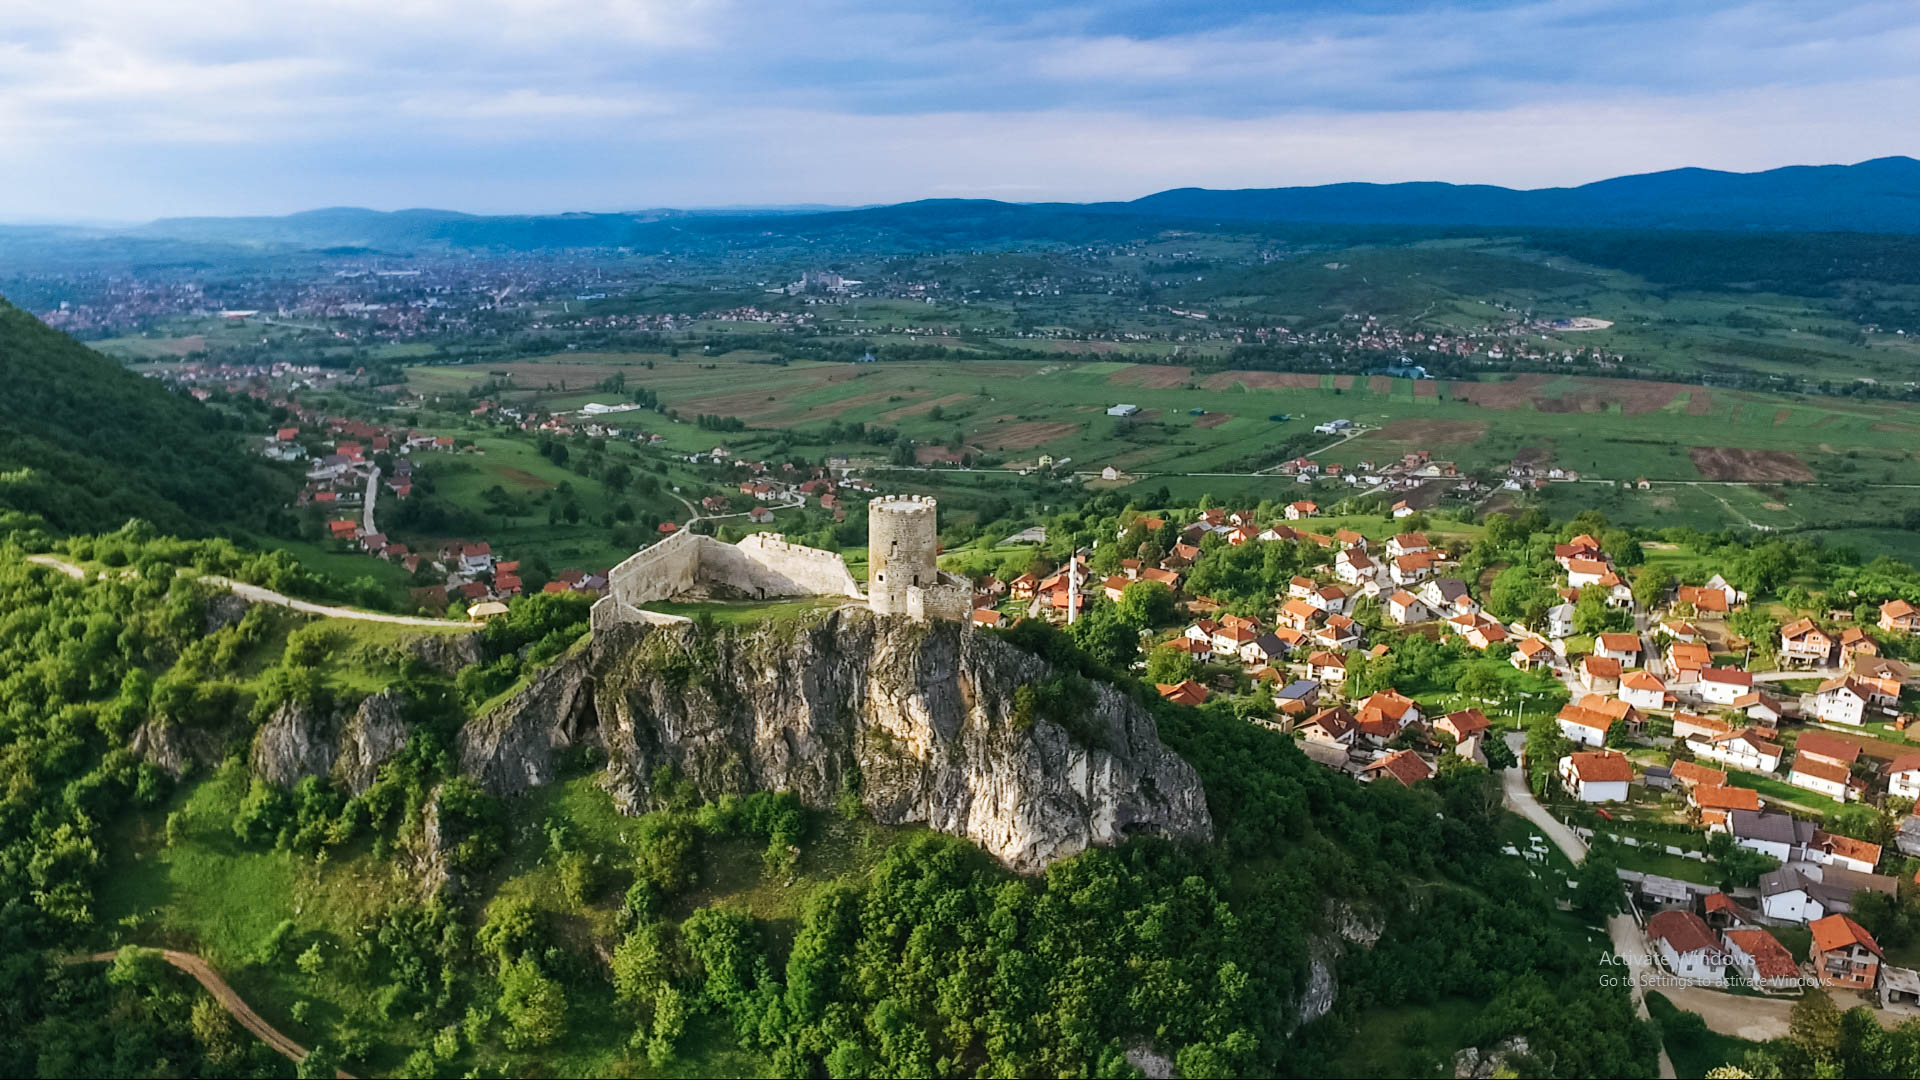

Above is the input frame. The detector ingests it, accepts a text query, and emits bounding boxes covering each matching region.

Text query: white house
[1620,670,1668,713]
[1556,703,1612,748]
[1594,633,1642,665]
[1888,754,1920,801]
[1106,403,1140,417]
[1788,759,1854,803]
[459,542,494,575]
[1559,751,1632,802]
[1759,868,1826,924]
[1386,590,1429,625]
[1546,603,1576,639]
[1646,911,1727,986]
[1697,668,1754,706]
[1567,557,1613,589]
[1806,678,1873,726]
[1387,532,1430,558]
[1730,810,1816,864]
[1391,552,1436,586]
[1807,832,1882,876]
[1334,548,1375,585]
[1722,929,1803,992]
[1686,730,1783,774]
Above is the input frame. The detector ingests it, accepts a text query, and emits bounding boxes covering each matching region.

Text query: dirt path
[72,949,355,1078]
[25,554,456,628]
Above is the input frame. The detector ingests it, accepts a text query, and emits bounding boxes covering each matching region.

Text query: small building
[1580,655,1621,694]
[1106,403,1141,418]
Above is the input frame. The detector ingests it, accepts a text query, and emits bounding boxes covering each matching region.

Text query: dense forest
[0,299,289,535]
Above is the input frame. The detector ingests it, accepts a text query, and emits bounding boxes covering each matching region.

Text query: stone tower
[867,494,969,621]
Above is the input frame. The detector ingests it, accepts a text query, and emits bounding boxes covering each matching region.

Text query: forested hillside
[0,523,1660,1078]
[0,298,288,535]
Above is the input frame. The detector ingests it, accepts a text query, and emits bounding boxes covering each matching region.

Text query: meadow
[405,348,1920,560]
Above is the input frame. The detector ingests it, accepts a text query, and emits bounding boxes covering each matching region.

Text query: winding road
[71,949,355,1078]
[1502,732,1680,1080]
[25,555,456,628]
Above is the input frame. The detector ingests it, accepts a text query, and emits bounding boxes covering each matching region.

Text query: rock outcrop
[460,608,1212,872]
[248,689,413,794]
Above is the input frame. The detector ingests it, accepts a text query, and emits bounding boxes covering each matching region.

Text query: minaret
[1067,550,1079,625]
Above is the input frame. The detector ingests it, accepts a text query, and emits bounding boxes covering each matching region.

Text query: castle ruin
[589,494,969,630]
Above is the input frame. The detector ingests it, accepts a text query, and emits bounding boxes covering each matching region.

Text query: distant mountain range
[15,157,1920,254]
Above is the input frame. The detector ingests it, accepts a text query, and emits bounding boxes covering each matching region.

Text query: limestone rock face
[335,690,413,794]
[250,698,339,788]
[460,608,1212,872]
[246,689,414,793]
[401,631,486,677]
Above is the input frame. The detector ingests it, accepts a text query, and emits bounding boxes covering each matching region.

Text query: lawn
[1726,769,1840,811]
[639,595,853,624]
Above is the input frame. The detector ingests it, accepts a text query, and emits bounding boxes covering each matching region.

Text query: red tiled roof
[1364,749,1433,788]
[1811,914,1881,957]
[1565,751,1633,783]
[1724,929,1798,980]
[1647,910,1720,956]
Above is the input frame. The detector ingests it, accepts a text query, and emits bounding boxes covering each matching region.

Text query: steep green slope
[0,298,288,534]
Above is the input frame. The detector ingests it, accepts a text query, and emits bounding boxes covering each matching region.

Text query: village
[950,501,1920,1019]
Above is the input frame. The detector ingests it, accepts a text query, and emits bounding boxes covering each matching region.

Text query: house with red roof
[1361,749,1433,789]
[1647,910,1727,985]
[1558,750,1632,802]
[1722,928,1800,992]
[1880,599,1917,635]
[1156,680,1209,707]
[1810,914,1882,990]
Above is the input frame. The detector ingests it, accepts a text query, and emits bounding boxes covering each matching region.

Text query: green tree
[498,957,568,1049]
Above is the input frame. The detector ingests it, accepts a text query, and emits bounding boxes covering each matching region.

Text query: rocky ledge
[459,607,1212,871]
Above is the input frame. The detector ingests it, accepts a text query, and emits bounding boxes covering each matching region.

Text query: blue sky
[1,0,1916,220]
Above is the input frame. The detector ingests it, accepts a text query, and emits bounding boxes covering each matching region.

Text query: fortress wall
[604,531,862,626]
[607,528,703,606]
[695,532,863,599]
[735,533,863,597]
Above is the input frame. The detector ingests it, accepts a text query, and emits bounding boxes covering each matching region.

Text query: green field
[399,348,1920,560]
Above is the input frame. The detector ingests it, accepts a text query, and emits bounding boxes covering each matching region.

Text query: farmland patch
[1199,370,1322,390]
[1193,412,1233,429]
[1106,364,1192,388]
[1688,447,1815,483]
[978,421,1082,451]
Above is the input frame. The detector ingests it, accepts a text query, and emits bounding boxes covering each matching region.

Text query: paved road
[361,465,380,537]
[73,949,355,1078]
[26,555,456,628]
[1503,733,1680,1080]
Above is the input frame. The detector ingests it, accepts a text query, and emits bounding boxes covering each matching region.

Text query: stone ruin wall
[591,530,861,630]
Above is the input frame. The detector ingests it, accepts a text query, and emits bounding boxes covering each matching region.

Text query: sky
[1,0,1917,221]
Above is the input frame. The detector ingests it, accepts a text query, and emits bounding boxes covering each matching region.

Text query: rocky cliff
[459,608,1212,871]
